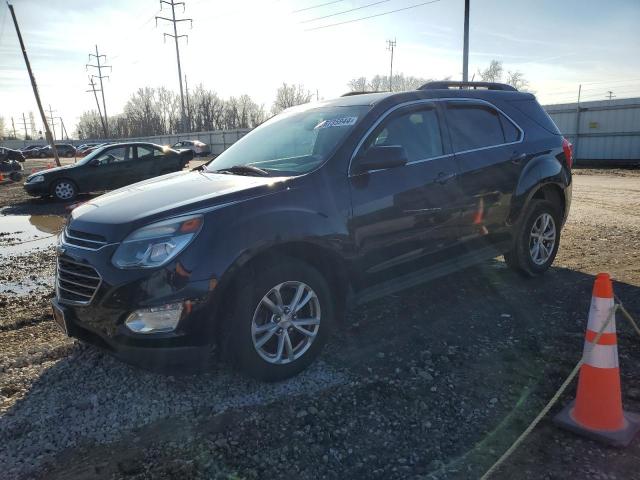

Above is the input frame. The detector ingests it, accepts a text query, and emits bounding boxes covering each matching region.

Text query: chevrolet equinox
[52,81,572,381]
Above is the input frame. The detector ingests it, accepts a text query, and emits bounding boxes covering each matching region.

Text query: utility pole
[574,84,582,161]
[18,113,29,139]
[606,90,615,100]
[28,112,37,139]
[386,38,396,92]
[8,3,60,165]
[86,76,107,137]
[47,104,57,141]
[86,45,111,137]
[11,117,17,139]
[156,0,192,133]
[462,0,470,82]
[57,117,69,140]
[184,74,191,132]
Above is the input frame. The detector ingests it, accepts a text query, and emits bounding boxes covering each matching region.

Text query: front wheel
[223,258,333,381]
[51,179,77,202]
[504,200,561,277]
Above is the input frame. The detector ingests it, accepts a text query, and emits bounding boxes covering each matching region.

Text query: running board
[353,244,506,306]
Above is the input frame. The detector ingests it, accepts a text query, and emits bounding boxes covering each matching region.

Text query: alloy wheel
[529,212,556,265]
[251,281,321,365]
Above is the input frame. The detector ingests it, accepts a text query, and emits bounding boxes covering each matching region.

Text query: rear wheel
[504,200,561,277]
[223,258,332,381]
[51,179,77,202]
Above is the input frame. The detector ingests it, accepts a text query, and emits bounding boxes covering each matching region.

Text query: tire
[51,179,78,202]
[504,199,561,277]
[9,171,23,182]
[223,257,333,381]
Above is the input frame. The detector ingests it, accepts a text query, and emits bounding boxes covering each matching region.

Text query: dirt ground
[1,160,639,479]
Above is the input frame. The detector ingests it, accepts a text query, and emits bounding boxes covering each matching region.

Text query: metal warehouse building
[544,97,640,166]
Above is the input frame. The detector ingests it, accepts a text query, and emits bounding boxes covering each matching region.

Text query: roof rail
[340,91,382,97]
[418,81,517,92]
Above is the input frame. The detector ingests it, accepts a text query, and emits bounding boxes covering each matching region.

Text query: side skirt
[351,243,509,306]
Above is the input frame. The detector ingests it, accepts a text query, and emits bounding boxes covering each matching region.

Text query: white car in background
[172,140,211,157]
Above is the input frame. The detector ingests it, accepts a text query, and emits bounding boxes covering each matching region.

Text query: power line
[300,0,391,24]
[156,0,192,132]
[305,0,443,31]
[292,0,345,13]
[86,45,111,136]
[606,90,616,100]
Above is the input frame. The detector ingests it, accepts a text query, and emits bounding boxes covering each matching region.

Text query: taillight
[562,137,573,169]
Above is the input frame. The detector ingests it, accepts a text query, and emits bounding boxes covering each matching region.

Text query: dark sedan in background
[37,144,77,158]
[24,142,194,201]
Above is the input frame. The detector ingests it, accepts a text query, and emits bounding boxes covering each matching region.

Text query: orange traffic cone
[554,273,640,446]
[0,173,4,182]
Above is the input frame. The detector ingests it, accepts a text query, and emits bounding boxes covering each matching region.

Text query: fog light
[125,302,183,334]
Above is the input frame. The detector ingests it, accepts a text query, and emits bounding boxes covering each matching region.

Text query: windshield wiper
[213,165,270,176]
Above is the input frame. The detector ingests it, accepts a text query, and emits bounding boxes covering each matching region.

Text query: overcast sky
[1,0,639,135]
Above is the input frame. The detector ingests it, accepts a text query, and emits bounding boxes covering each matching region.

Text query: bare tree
[347,77,368,92]
[347,73,433,93]
[76,111,104,139]
[272,83,313,114]
[505,70,530,91]
[477,60,503,83]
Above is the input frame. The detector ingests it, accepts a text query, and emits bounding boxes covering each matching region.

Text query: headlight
[29,175,45,183]
[112,214,203,269]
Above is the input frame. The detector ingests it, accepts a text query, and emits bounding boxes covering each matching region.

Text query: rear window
[508,99,561,135]
[446,103,505,152]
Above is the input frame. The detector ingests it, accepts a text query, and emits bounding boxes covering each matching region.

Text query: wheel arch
[211,241,352,341]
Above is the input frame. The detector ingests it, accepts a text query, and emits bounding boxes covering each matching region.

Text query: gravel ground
[1,167,639,479]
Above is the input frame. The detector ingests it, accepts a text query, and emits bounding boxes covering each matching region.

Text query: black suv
[52,82,572,380]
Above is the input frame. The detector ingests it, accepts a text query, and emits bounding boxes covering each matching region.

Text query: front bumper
[24,181,49,196]
[54,245,220,371]
[53,298,211,371]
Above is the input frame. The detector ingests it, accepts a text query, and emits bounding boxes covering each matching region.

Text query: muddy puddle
[0,214,65,257]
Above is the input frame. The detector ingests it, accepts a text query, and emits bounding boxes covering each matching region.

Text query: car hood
[27,164,75,179]
[70,170,290,240]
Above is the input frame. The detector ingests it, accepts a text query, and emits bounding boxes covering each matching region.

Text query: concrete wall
[544,97,640,164]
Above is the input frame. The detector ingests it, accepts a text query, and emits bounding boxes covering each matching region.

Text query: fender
[509,148,569,225]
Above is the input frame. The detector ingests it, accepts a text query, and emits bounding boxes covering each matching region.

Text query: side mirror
[354,145,408,174]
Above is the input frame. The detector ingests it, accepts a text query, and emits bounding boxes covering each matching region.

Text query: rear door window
[137,146,154,160]
[445,102,518,152]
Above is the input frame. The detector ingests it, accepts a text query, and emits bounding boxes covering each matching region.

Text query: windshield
[76,145,109,165]
[204,104,369,176]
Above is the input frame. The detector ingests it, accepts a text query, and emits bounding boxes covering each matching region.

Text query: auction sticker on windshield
[315,117,358,129]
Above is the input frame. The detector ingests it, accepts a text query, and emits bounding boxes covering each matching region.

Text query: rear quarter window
[508,99,561,135]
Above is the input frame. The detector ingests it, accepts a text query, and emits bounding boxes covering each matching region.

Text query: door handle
[510,152,527,165]
[436,172,456,185]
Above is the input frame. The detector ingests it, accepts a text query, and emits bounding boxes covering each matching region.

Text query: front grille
[63,228,108,250]
[56,257,102,305]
